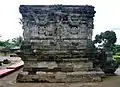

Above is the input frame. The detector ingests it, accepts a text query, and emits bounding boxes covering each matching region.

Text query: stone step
[23,61,93,72]
[17,71,104,83]
[37,58,90,62]
[23,67,93,73]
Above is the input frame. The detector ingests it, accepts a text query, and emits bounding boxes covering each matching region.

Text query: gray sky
[0,0,120,44]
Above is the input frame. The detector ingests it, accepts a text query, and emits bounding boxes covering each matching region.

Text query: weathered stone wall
[19,5,95,57]
[16,5,103,83]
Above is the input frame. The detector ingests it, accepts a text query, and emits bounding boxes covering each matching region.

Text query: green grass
[0,53,11,56]
[113,52,120,63]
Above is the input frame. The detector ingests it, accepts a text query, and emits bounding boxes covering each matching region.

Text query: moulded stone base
[16,71,105,83]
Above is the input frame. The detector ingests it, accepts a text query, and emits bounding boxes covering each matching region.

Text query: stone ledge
[16,71,104,83]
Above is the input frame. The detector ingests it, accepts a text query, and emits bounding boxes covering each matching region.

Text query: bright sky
[0,0,120,44]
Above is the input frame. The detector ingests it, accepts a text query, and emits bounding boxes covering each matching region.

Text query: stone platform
[16,58,105,82]
[17,71,104,83]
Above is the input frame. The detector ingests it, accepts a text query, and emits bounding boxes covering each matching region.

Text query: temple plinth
[16,5,104,82]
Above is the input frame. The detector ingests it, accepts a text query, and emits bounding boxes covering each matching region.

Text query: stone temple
[17,5,104,82]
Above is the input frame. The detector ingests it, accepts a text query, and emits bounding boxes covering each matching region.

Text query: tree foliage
[0,36,23,49]
[94,30,117,51]
[115,44,120,53]
[11,36,23,47]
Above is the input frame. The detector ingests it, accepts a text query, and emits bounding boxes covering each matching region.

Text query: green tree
[0,41,4,46]
[12,36,23,47]
[0,36,23,49]
[3,39,12,49]
[115,44,120,53]
[94,31,119,74]
[94,30,117,51]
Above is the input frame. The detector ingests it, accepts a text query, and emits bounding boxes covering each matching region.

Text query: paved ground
[1,68,120,87]
[0,56,21,69]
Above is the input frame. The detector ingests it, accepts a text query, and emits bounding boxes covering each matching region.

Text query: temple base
[16,58,105,83]
[17,70,105,83]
